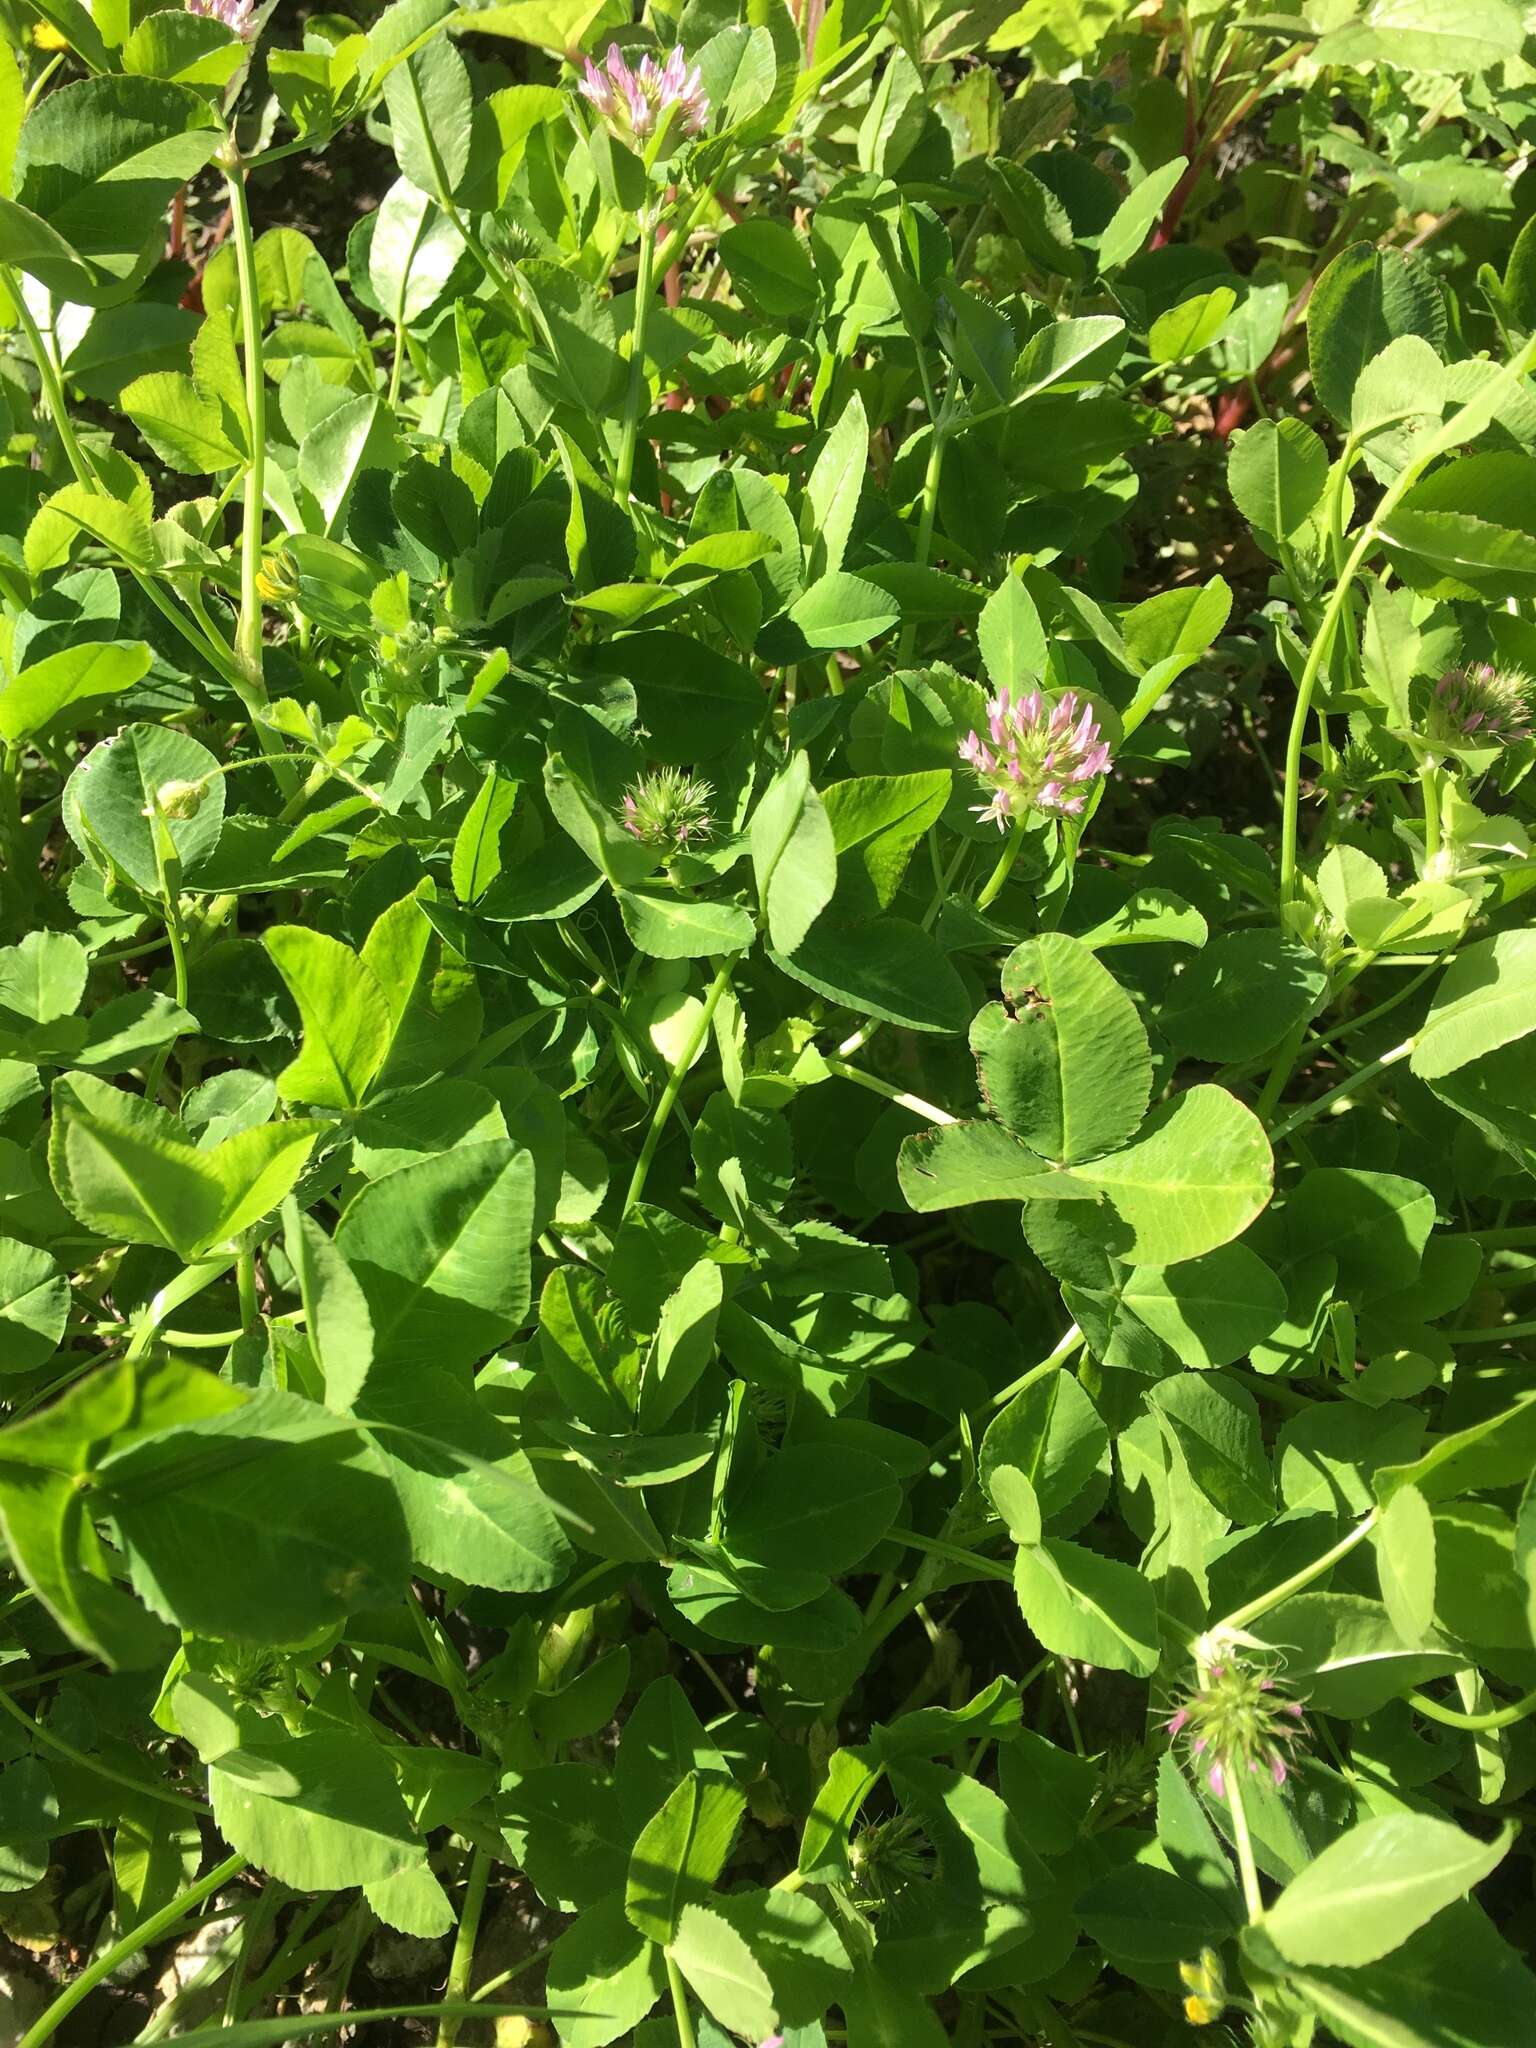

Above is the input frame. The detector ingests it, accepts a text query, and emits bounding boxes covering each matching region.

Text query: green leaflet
[49,1072,325,1261]
[1264,1813,1513,1968]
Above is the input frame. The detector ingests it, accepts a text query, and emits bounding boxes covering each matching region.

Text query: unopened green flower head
[153,779,204,821]
[1164,1652,1307,1798]
[621,767,714,851]
[1428,663,1533,750]
[848,1810,935,1901]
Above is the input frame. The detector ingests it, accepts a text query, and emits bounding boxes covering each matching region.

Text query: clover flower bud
[1179,1946,1227,2026]
[1429,664,1533,750]
[579,42,710,146]
[958,686,1111,830]
[154,779,204,821]
[255,546,299,603]
[848,1810,935,1902]
[1163,1654,1307,1797]
[187,0,257,37]
[620,767,714,851]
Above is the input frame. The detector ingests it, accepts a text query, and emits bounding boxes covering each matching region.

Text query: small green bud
[154,779,204,821]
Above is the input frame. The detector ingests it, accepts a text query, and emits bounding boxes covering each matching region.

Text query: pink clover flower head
[1430,663,1533,749]
[620,767,714,851]
[579,42,709,145]
[1162,1653,1309,1802]
[186,0,257,35]
[958,685,1111,830]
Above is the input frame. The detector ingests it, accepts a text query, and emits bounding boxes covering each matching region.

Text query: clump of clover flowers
[1427,663,1533,752]
[186,0,257,35]
[958,685,1112,829]
[579,43,709,148]
[1164,1644,1308,1798]
[621,768,714,854]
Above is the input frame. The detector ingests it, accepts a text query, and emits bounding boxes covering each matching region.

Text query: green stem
[1420,758,1443,864]
[388,317,408,406]
[0,744,30,909]
[5,272,99,486]
[887,1526,1013,1581]
[975,815,1028,912]
[124,1255,236,1360]
[237,1245,259,1334]
[1267,1037,1414,1144]
[1217,1509,1378,1634]
[0,1688,211,1817]
[1252,1015,1309,1126]
[18,1852,246,2048]
[1278,521,1370,903]
[615,219,658,503]
[1225,1766,1264,1922]
[932,1322,1088,1461]
[898,356,948,663]
[665,1951,697,2048]
[823,1058,954,1126]
[1019,1992,1080,2048]
[912,418,945,571]
[0,1656,96,1695]
[623,954,737,1216]
[1410,1685,1536,1732]
[1471,1225,1536,1248]
[142,805,189,1103]
[223,151,269,702]
[437,1845,494,2048]
[1313,950,1449,1050]
[1445,1319,1536,1344]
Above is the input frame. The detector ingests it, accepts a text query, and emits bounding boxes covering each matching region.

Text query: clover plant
[0,1,1534,2044]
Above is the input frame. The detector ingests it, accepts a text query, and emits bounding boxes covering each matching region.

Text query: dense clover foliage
[3,0,1536,2042]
